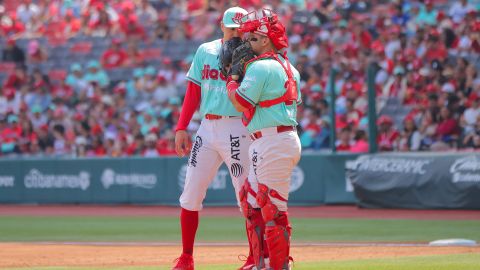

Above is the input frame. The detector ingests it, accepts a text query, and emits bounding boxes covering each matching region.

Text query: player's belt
[205,114,240,120]
[250,126,295,141]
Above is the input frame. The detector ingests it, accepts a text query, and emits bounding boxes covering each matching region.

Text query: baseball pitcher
[172,6,259,270]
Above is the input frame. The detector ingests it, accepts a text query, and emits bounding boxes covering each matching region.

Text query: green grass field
[1,216,479,242]
[1,216,479,269]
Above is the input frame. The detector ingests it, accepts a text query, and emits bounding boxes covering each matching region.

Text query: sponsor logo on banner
[450,155,480,183]
[347,156,432,175]
[0,176,14,187]
[101,168,157,189]
[289,166,304,192]
[24,169,90,190]
[178,164,228,190]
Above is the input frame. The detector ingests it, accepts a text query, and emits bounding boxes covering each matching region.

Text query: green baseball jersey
[186,39,242,117]
[236,55,302,133]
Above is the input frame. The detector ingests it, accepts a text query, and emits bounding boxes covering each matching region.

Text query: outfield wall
[0,154,358,205]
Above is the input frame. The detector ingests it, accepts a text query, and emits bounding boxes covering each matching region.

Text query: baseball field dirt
[1,243,479,268]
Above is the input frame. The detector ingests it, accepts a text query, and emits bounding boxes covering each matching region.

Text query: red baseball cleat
[172,253,194,270]
[238,255,255,270]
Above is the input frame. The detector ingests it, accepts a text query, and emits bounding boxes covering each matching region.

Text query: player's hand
[230,42,255,82]
[175,130,192,157]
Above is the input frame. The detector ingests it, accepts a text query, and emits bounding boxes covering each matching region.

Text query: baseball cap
[223,7,248,28]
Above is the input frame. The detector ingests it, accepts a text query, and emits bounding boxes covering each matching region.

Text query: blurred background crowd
[0,0,480,158]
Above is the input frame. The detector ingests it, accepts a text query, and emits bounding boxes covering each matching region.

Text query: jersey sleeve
[235,62,266,106]
[186,44,206,86]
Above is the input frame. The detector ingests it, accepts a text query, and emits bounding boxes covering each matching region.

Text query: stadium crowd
[0,0,480,157]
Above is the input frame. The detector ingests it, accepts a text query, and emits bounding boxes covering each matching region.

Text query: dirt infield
[1,243,479,268]
[0,205,479,220]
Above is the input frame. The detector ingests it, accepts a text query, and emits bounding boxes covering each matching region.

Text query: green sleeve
[186,44,205,86]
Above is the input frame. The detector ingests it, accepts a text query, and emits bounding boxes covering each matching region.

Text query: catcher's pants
[247,128,301,211]
[180,117,250,211]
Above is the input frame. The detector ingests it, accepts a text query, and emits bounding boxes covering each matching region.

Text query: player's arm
[227,64,263,112]
[175,44,205,157]
[175,81,201,157]
[227,79,248,112]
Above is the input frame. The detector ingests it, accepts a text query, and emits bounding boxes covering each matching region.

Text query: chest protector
[242,52,298,126]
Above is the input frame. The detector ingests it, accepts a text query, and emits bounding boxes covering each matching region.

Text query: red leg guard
[256,184,291,270]
[239,180,267,269]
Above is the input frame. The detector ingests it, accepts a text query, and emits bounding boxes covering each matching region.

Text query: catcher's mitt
[230,42,256,82]
[219,37,244,77]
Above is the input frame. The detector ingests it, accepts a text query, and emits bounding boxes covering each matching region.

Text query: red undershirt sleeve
[175,81,201,132]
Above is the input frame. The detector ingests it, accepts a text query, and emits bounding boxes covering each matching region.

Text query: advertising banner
[347,153,480,209]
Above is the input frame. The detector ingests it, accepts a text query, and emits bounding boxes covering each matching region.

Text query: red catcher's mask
[234,9,289,51]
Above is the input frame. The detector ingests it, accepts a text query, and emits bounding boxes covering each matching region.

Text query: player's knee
[179,195,203,212]
[256,183,282,224]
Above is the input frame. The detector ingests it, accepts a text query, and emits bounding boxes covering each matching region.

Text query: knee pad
[256,183,287,224]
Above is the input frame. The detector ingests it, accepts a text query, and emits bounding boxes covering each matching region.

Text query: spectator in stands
[29,105,47,129]
[65,63,88,94]
[1,12,25,37]
[17,119,37,154]
[51,76,74,103]
[86,3,114,37]
[124,40,144,67]
[83,60,109,88]
[377,115,399,151]
[462,115,480,149]
[0,114,21,155]
[126,133,145,156]
[350,129,369,153]
[398,116,422,151]
[101,39,128,69]
[74,135,87,157]
[415,0,438,26]
[62,9,82,38]
[336,127,352,151]
[139,109,158,135]
[461,94,480,135]
[449,0,475,24]
[157,131,176,156]
[2,38,25,65]
[88,136,106,156]
[136,0,158,26]
[26,40,47,64]
[154,14,171,40]
[153,75,175,105]
[431,107,460,150]
[120,14,148,42]
[0,87,21,115]
[171,15,192,40]
[310,116,330,150]
[143,133,159,157]
[16,0,40,25]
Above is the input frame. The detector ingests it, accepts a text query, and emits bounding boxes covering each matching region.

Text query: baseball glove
[219,37,244,77]
[230,42,256,82]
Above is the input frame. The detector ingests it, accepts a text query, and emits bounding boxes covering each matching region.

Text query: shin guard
[256,184,291,270]
[239,180,267,269]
